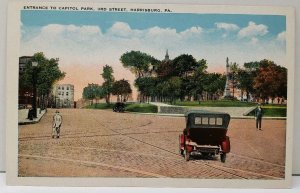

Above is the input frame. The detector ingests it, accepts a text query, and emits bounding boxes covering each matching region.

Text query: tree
[172,54,206,101]
[229,62,239,98]
[166,77,182,104]
[82,84,102,105]
[237,69,254,101]
[240,62,261,101]
[253,60,287,103]
[111,79,132,102]
[20,52,65,109]
[120,51,160,78]
[172,54,199,78]
[156,60,174,79]
[134,77,156,103]
[191,59,208,101]
[101,65,115,104]
[203,73,226,100]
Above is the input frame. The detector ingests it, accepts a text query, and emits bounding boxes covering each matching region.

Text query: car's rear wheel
[220,153,226,163]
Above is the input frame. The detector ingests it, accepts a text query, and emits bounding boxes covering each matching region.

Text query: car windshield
[194,116,223,126]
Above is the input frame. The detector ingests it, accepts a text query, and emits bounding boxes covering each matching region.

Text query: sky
[20,10,286,101]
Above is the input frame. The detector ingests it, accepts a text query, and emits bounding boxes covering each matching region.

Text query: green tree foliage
[101,65,115,104]
[229,62,239,98]
[237,69,253,101]
[172,54,199,78]
[120,50,160,78]
[203,73,226,100]
[135,77,157,103]
[82,84,104,105]
[166,77,182,104]
[172,55,208,100]
[111,79,132,102]
[237,62,260,102]
[190,59,208,101]
[20,52,65,108]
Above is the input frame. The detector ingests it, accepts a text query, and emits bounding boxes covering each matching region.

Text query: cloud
[215,22,239,31]
[180,26,203,35]
[238,21,268,38]
[250,37,259,45]
[108,22,141,38]
[40,24,102,37]
[41,24,68,35]
[277,31,286,42]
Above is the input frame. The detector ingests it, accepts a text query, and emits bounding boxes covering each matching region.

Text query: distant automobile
[179,110,231,162]
[113,102,125,113]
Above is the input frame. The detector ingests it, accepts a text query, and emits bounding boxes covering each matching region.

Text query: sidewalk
[147,102,286,120]
[18,108,46,125]
[129,112,286,120]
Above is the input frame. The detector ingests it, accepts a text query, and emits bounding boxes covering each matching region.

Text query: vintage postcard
[6,1,295,188]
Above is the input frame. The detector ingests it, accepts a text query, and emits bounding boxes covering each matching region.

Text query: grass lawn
[125,103,158,113]
[85,103,158,113]
[247,106,287,117]
[174,100,257,107]
[85,103,114,109]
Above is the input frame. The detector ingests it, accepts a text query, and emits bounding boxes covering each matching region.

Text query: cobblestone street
[18,108,286,179]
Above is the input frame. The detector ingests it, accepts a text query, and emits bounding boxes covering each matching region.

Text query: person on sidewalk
[255,104,263,130]
[52,110,62,138]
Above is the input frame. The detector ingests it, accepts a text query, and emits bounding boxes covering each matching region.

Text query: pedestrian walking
[255,104,263,130]
[52,110,62,138]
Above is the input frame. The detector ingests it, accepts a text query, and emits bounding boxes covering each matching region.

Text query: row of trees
[20,52,65,109]
[119,50,287,104]
[230,60,287,103]
[82,51,287,105]
[120,51,226,104]
[82,65,132,104]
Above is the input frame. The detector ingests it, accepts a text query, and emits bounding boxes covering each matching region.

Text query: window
[216,118,223,125]
[58,86,61,90]
[58,92,61,95]
[67,87,69,90]
[62,87,64,90]
[195,117,201,124]
[66,92,69,96]
[209,117,216,125]
[202,117,208,125]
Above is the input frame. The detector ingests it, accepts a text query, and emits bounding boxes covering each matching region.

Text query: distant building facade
[52,84,74,108]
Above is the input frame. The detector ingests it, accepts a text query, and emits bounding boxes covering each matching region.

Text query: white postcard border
[6,1,295,188]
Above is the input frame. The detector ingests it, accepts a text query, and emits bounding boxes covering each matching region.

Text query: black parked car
[113,102,125,113]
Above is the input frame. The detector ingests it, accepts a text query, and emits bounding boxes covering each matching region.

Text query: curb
[127,112,286,120]
[242,106,257,116]
[18,110,47,125]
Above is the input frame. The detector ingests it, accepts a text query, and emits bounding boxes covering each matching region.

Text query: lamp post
[32,61,38,118]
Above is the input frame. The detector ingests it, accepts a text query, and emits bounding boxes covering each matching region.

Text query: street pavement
[18,108,286,179]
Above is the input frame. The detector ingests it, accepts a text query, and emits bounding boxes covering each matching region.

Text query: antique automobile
[179,110,231,162]
[113,102,125,112]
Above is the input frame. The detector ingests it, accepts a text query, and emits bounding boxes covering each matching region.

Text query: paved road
[18,108,286,179]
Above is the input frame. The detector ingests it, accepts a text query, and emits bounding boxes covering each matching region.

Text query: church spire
[164,49,170,61]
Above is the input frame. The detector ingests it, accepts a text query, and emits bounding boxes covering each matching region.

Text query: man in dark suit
[255,104,263,130]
